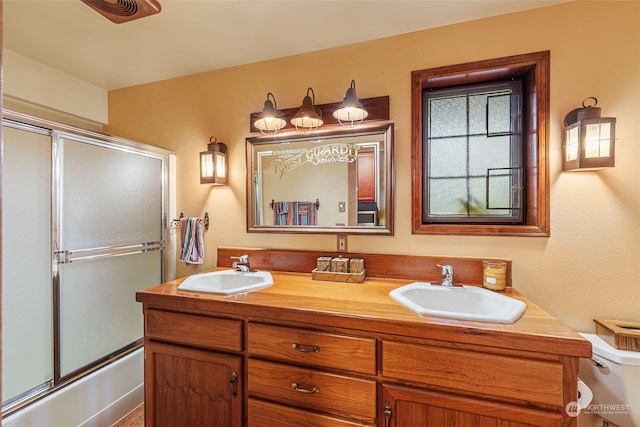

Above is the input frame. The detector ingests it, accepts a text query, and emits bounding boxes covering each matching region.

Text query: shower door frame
[1,110,172,416]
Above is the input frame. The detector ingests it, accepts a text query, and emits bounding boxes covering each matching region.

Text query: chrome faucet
[231,254,252,272]
[437,264,455,287]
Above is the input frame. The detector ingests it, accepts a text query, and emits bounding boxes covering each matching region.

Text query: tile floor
[112,404,144,427]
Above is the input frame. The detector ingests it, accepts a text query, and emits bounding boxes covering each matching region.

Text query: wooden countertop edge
[136,270,592,359]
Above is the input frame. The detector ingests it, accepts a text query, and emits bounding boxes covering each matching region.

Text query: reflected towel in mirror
[274,201,317,226]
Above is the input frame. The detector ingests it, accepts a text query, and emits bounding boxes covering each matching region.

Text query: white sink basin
[178,270,273,294]
[389,282,526,324]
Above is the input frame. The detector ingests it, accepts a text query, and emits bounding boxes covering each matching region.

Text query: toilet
[579,333,640,426]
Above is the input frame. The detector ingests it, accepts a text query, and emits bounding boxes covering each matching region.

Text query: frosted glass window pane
[468,94,487,135]
[429,177,512,217]
[61,137,163,249]
[2,126,53,402]
[428,178,468,216]
[428,137,467,177]
[467,177,490,215]
[429,96,467,137]
[487,94,512,135]
[485,172,514,213]
[468,135,511,176]
[60,251,161,376]
[423,80,522,223]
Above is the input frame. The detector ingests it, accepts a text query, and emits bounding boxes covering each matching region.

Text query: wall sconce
[333,80,368,128]
[290,87,323,134]
[200,136,228,185]
[253,92,287,135]
[563,97,616,171]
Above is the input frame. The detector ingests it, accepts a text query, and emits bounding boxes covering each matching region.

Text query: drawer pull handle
[291,382,320,394]
[229,371,238,398]
[384,401,392,427]
[292,343,320,353]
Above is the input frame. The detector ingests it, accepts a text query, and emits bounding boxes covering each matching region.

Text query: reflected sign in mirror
[246,124,394,234]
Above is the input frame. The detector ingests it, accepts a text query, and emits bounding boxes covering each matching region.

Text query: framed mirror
[246,123,394,234]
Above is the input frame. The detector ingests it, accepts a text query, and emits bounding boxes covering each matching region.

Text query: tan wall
[106,1,640,335]
[3,49,108,126]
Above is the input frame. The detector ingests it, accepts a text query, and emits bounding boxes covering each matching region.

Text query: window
[411,51,550,236]
[424,80,523,224]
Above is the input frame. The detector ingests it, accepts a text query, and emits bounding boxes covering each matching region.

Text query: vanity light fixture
[200,136,228,185]
[290,87,323,134]
[253,92,287,135]
[563,97,616,171]
[333,80,369,128]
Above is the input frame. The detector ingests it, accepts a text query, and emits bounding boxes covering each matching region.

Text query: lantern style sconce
[200,136,228,185]
[333,80,368,128]
[563,97,616,171]
[290,87,323,134]
[253,92,287,135]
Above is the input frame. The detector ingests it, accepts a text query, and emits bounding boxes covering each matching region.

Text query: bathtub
[3,348,143,427]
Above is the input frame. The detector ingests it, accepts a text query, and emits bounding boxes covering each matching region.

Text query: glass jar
[483,260,507,291]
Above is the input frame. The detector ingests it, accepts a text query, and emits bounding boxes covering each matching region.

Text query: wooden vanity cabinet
[142,308,576,427]
[137,269,589,427]
[143,309,244,427]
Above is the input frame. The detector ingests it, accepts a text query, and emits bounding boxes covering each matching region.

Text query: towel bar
[171,212,209,230]
[270,199,320,210]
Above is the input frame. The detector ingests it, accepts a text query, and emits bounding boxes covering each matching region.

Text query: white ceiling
[4,0,568,91]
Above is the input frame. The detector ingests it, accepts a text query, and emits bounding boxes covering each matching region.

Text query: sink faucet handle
[437,264,454,287]
[231,254,249,264]
[232,263,251,272]
[437,264,453,275]
[231,254,252,272]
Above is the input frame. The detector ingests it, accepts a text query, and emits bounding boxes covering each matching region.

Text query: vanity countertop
[136,269,591,358]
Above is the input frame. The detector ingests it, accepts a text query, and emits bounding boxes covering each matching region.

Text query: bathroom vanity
[136,249,591,427]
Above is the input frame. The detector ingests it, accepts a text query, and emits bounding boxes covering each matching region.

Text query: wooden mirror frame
[246,123,394,235]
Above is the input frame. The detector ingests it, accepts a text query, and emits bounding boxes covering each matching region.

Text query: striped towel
[179,217,204,264]
[274,201,317,226]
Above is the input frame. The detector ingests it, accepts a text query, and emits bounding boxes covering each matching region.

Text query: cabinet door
[381,384,563,427]
[357,150,376,202]
[145,340,242,427]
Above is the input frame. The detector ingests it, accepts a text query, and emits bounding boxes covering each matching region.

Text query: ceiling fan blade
[80,0,161,24]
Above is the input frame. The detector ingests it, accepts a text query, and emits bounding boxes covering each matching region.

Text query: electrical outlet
[337,234,348,252]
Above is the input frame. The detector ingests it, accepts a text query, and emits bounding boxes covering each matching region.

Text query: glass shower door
[1,124,54,406]
[54,132,164,378]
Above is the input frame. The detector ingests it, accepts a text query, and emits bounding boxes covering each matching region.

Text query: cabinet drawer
[248,323,376,374]
[248,398,373,427]
[382,340,564,407]
[248,359,377,422]
[145,309,242,352]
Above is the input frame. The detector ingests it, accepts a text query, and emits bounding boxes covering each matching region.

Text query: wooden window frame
[411,51,550,236]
